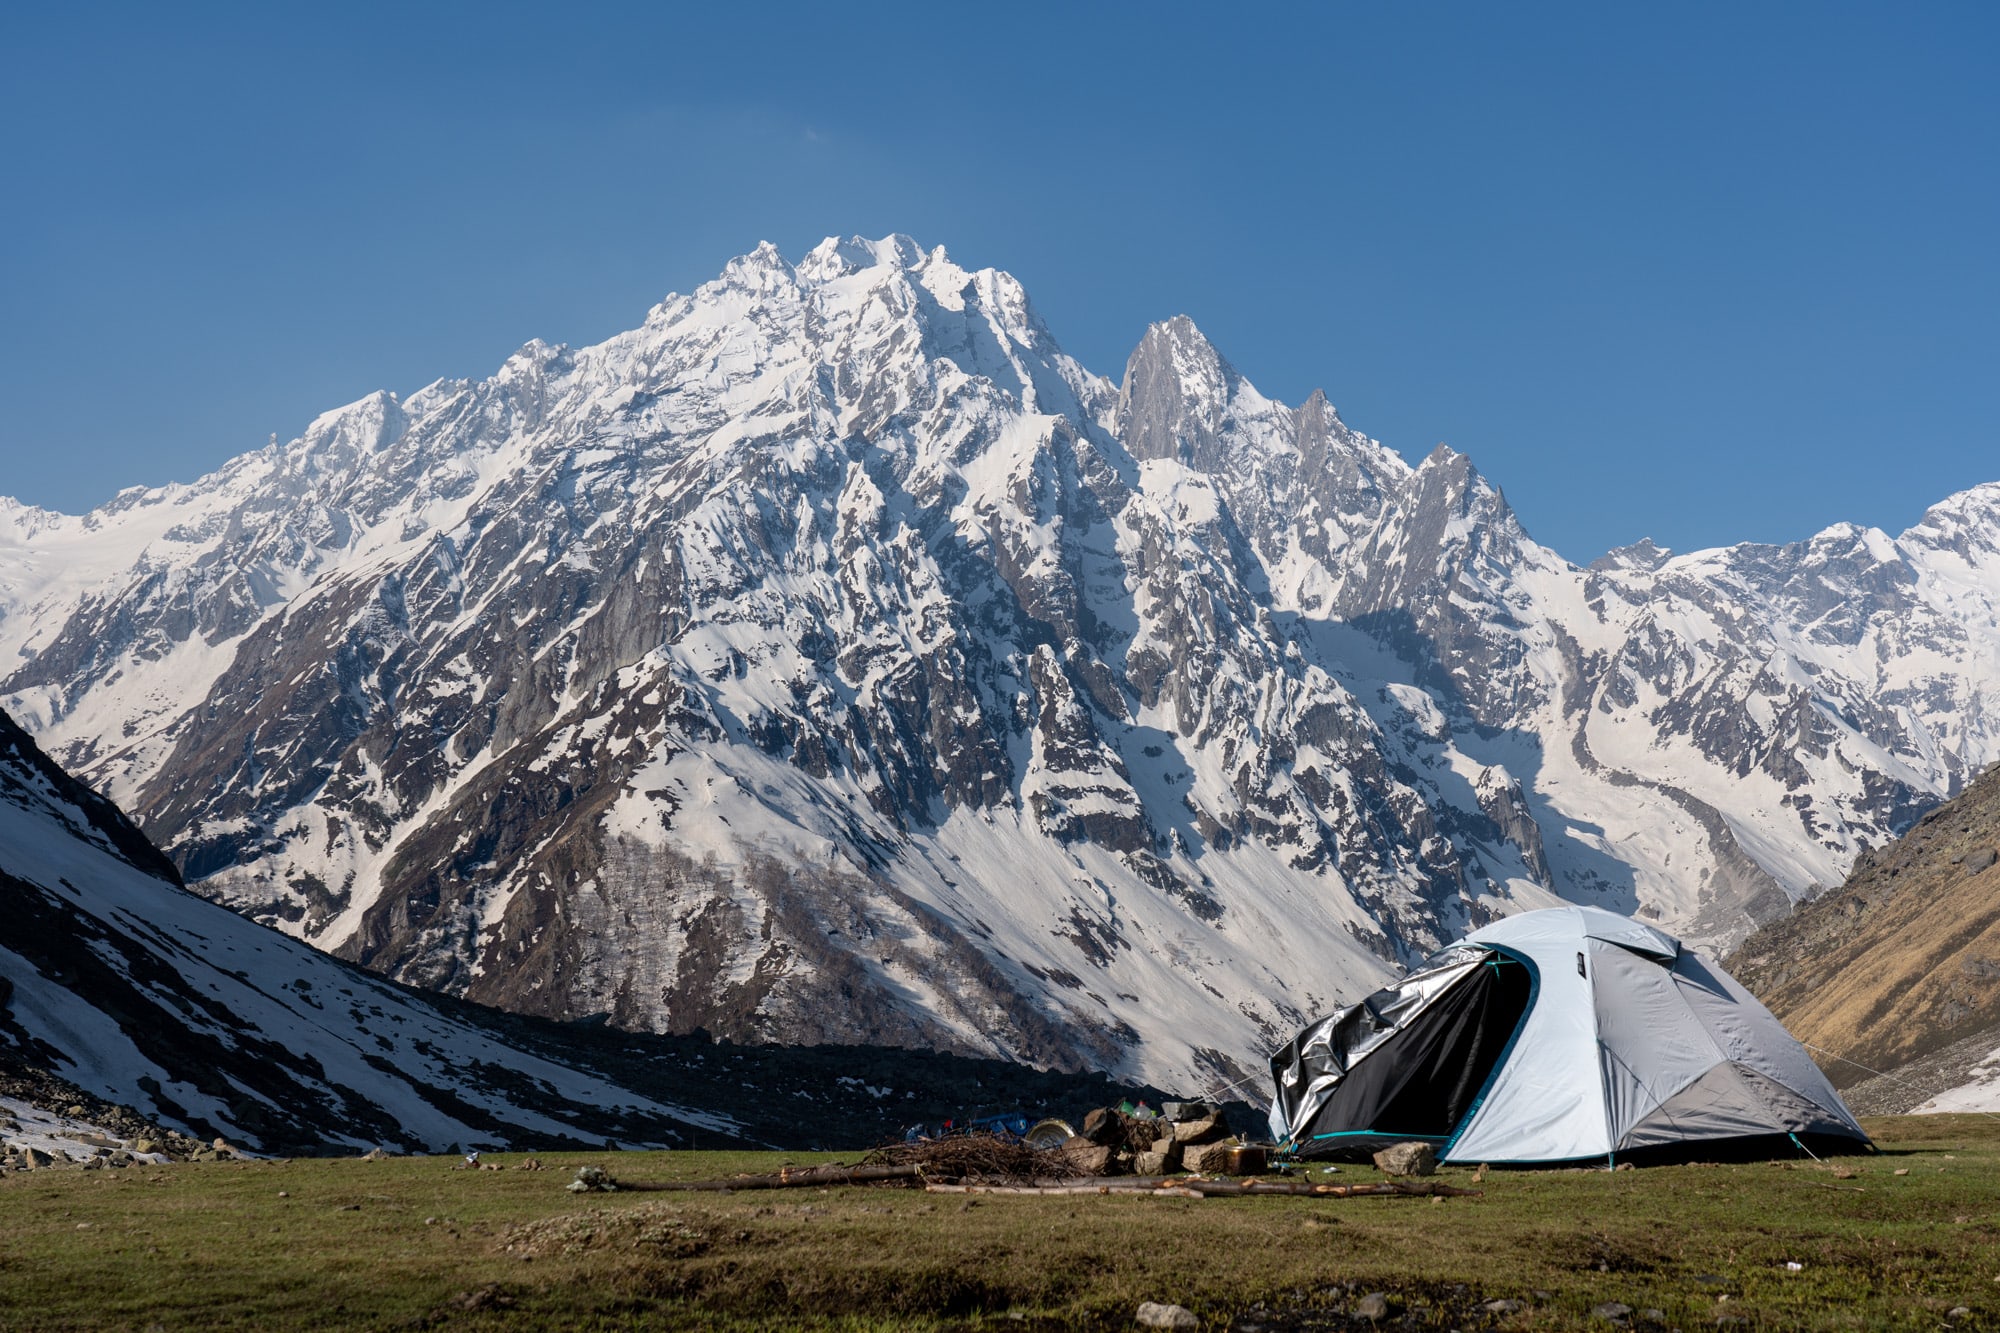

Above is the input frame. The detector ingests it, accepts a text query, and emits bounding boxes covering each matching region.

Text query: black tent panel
[1288,953,1532,1159]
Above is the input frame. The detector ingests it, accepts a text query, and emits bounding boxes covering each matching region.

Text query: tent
[1268,906,1868,1164]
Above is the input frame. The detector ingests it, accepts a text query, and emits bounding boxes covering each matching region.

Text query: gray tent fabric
[1269,905,1868,1163]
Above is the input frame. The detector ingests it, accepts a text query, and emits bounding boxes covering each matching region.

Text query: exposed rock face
[1727,761,2000,1095]
[2,234,1996,1089]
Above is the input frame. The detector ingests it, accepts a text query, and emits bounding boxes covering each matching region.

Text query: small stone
[1591,1302,1633,1322]
[131,1139,156,1155]
[277,1191,290,1198]
[1134,1301,1199,1330]
[1352,1291,1396,1321]
[81,1157,105,1171]
[1894,1168,1910,1176]
[1643,1311,1665,1322]
[1949,1309,1971,1320]
[1372,1141,1438,1177]
[1482,1299,1522,1313]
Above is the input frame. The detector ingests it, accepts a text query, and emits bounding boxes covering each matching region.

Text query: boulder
[23,1148,55,1169]
[1170,1117,1224,1145]
[1151,1138,1184,1169]
[1181,1140,1240,1174]
[1372,1141,1438,1177]
[1081,1107,1122,1144]
[1134,1150,1170,1175]
[1135,1302,1199,1330]
[131,1139,157,1155]
[1060,1139,1113,1175]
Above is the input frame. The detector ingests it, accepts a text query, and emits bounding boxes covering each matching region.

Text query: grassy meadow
[1,1115,1996,1331]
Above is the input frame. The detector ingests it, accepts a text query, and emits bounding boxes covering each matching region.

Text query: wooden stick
[1180,1178,1480,1198]
[925,1178,1481,1199]
[627,1163,926,1192]
[926,1183,1206,1198]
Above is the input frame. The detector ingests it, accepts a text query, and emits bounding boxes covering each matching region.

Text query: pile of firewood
[1057,1103,1240,1176]
[861,1132,1084,1182]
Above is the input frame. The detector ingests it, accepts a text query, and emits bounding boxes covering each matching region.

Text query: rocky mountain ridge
[0,703,1159,1152]
[3,234,1996,1091]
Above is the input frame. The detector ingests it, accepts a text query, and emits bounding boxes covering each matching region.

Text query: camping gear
[1023,1118,1077,1150]
[902,1110,1031,1143]
[1268,906,1870,1164]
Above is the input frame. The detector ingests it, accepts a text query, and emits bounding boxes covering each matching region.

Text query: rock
[1967,848,1998,873]
[131,1139,157,1155]
[1171,1117,1225,1145]
[65,1105,86,1118]
[1590,1301,1633,1322]
[1372,1141,1438,1177]
[1061,1140,1114,1175]
[1353,1291,1396,1321]
[1181,1141,1241,1174]
[23,1148,54,1169]
[567,1165,618,1193]
[1134,1150,1169,1175]
[82,1156,105,1171]
[1481,1299,1522,1313]
[1134,1301,1199,1330]
[1082,1107,1123,1145]
[1949,1307,1972,1319]
[359,1147,391,1161]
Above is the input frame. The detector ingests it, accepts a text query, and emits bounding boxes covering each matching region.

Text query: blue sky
[3,2,1994,559]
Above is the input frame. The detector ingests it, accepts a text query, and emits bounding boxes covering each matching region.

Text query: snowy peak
[1117,315,1242,469]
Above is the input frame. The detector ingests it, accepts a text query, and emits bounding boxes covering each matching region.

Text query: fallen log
[925,1177,1480,1199]
[1179,1178,1480,1198]
[926,1183,1207,1198]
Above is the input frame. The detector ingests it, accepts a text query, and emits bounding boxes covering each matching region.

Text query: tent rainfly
[1268,906,1869,1164]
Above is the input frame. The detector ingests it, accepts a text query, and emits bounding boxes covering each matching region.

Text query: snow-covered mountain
[0,700,738,1152]
[0,701,1156,1152]
[4,234,1996,1093]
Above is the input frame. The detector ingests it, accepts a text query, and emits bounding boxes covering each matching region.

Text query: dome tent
[1268,906,1868,1164]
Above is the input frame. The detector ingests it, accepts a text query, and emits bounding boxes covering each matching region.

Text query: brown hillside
[1726,762,2000,1091]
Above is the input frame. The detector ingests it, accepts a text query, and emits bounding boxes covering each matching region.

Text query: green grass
[2,1117,1998,1330]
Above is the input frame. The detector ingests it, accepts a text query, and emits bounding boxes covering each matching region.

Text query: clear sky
[3,2,1994,560]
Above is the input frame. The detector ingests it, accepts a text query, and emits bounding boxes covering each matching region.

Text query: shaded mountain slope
[1727,762,2000,1099]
